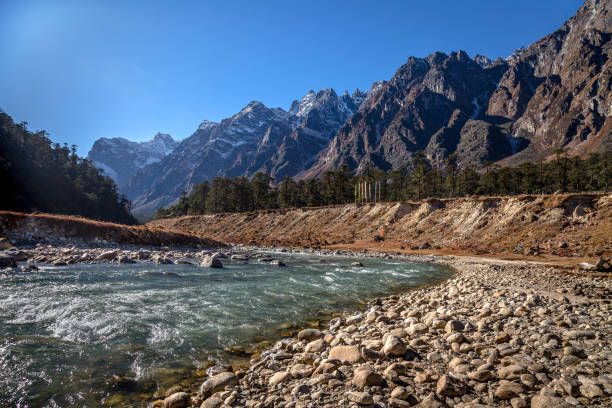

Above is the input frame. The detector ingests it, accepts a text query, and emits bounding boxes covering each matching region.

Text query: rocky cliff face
[87,133,178,188]
[124,89,366,216]
[301,0,611,177]
[299,51,510,177]
[490,0,612,164]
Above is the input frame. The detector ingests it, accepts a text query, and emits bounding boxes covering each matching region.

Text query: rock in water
[0,253,17,268]
[200,254,223,268]
[0,238,13,249]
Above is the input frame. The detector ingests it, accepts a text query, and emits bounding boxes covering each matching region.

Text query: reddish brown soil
[0,211,224,248]
[149,193,611,264]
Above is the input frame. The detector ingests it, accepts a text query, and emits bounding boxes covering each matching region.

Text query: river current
[0,251,450,407]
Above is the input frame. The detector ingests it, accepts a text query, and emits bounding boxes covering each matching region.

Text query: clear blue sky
[0,0,583,156]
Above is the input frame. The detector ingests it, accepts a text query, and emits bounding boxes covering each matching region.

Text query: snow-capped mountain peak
[87,133,179,188]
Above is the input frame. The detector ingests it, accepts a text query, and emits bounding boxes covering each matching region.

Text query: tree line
[155,149,611,219]
[0,111,137,224]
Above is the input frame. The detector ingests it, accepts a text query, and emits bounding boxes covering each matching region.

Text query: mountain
[299,51,511,177]
[301,0,611,177]
[124,88,366,216]
[489,0,612,164]
[103,0,610,217]
[0,111,136,224]
[87,133,178,188]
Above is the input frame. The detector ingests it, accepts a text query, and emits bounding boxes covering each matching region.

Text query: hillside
[149,193,611,260]
[0,111,137,224]
[0,211,223,248]
[302,0,612,177]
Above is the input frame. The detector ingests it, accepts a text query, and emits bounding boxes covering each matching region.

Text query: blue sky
[1,0,583,155]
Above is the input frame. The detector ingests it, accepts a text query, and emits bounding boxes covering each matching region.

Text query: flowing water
[0,252,451,407]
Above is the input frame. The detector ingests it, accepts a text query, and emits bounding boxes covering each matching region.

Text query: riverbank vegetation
[0,111,136,224]
[155,150,611,218]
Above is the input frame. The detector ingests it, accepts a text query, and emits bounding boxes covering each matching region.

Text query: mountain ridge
[121,88,368,216]
[87,132,178,188]
[88,0,611,217]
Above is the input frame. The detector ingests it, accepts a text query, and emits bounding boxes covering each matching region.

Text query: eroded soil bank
[148,194,611,262]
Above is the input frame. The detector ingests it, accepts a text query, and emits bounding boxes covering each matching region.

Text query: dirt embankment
[149,193,611,260]
[0,211,224,248]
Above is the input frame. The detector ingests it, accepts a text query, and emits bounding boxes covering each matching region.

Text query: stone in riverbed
[269,259,286,266]
[347,391,374,405]
[161,392,190,408]
[200,372,237,397]
[445,320,464,333]
[0,253,17,268]
[499,364,526,380]
[494,380,524,400]
[269,371,291,386]
[468,370,493,382]
[436,374,466,397]
[297,328,322,341]
[0,238,13,249]
[199,255,223,268]
[530,395,571,408]
[201,396,223,408]
[580,383,603,398]
[118,256,136,264]
[329,345,363,364]
[305,338,327,353]
[352,368,384,388]
[383,335,407,357]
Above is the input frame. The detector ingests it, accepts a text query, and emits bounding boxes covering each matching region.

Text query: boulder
[118,256,136,264]
[530,395,571,408]
[329,345,363,364]
[0,253,17,268]
[0,238,12,249]
[161,392,190,408]
[200,255,223,268]
[347,391,374,405]
[445,320,464,333]
[352,369,384,388]
[201,396,223,408]
[436,374,466,397]
[494,380,524,400]
[200,372,237,397]
[297,328,323,341]
[269,371,291,386]
[383,335,407,357]
[468,370,493,382]
[305,339,327,353]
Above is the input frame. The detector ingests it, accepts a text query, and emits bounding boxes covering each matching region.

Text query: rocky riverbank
[1,236,610,408]
[154,254,611,408]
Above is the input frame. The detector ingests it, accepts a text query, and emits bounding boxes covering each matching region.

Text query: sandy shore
[159,252,612,408]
